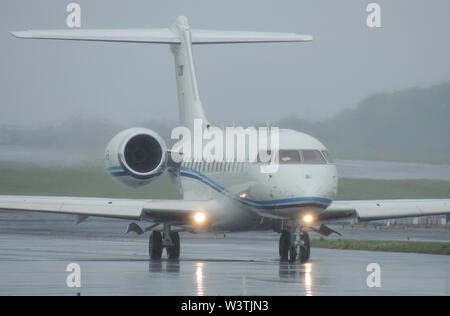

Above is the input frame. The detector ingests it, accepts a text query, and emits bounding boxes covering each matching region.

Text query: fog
[1,0,450,129]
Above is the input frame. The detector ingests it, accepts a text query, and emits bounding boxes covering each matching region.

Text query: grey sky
[1,0,450,128]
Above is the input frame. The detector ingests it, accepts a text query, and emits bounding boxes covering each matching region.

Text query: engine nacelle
[105,128,168,188]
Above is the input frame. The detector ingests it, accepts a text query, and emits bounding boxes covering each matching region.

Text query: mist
[2,0,450,127]
[1,0,450,166]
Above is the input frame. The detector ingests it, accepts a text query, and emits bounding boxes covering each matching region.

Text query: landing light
[302,214,314,224]
[193,212,207,224]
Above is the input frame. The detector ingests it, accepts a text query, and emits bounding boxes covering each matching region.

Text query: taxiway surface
[0,213,448,296]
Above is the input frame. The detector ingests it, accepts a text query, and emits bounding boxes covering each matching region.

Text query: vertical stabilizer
[170,16,210,130]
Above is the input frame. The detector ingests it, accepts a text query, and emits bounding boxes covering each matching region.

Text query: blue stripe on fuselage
[106,165,331,209]
[180,167,331,210]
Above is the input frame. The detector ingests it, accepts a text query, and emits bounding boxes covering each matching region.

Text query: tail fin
[11,16,313,129]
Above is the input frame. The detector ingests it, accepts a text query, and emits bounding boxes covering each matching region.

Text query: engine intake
[122,134,164,176]
[105,128,167,188]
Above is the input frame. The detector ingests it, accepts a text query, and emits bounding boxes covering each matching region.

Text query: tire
[279,231,290,261]
[288,246,297,263]
[149,231,163,260]
[300,232,310,263]
[166,232,180,260]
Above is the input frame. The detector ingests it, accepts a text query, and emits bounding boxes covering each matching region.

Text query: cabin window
[301,150,327,164]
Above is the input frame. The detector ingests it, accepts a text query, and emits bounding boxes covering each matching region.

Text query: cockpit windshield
[256,149,332,165]
[321,150,335,164]
[301,150,327,164]
[278,150,302,164]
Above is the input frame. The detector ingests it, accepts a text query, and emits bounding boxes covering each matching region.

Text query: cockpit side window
[300,150,327,164]
[321,150,335,164]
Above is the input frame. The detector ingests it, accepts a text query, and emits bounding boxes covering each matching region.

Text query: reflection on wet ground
[0,215,448,296]
[279,262,314,296]
[149,260,181,274]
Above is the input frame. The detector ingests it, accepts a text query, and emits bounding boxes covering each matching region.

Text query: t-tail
[11,16,313,130]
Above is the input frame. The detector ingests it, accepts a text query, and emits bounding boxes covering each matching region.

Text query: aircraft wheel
[149,231,163,260]
[300,232,310,263]
[279,231,290,261]
[166,232,181,260]
[288,246,297,263]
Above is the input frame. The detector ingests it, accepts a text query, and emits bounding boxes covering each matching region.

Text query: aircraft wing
[0,196,213,224]
[321,199,450,222]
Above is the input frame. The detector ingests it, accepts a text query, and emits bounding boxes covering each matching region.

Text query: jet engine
[104,128,168,188]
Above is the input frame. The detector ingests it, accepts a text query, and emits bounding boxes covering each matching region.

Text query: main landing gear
[149,223,180,260]
[279,225,310,263]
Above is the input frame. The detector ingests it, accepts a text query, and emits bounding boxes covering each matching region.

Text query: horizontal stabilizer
[11,29,179,44]
[191,29,313,44]
[11,28,313,45]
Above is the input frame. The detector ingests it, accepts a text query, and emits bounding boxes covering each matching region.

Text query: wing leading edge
[322,199,450,222]
[0,196,213,223]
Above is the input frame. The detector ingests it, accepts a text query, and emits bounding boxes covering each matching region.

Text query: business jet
[5,16,450,263]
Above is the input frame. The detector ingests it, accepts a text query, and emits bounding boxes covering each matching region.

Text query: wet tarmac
[0,213,449,296]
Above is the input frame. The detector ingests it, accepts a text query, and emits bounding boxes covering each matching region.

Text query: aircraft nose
[265,165,337,202]
[298,167,337,200]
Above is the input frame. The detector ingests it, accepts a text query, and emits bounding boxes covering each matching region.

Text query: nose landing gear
[149,223,181,260]
[279,225,310,263]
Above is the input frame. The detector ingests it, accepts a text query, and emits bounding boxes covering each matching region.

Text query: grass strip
[311,238,450,255]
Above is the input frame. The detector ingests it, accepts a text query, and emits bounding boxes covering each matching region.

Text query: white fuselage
[179,129,338,231]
